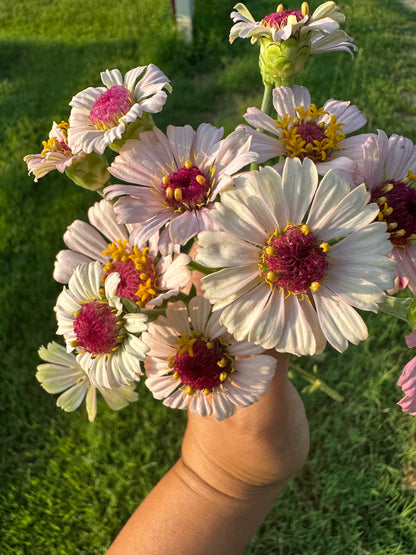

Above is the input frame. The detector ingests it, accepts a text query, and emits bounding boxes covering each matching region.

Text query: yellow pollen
[196,174,206,185]
[184,160,193,169]
[301,2,309,16]
[206,341,214,349]
[166,186,173,199]
[185,386,194,395]
[300,224,310,235]
[217,358,228,368]
[265,246,274,256]
[175,332,197,356]
[203,388,211,396]
[310,282,321,292]
[382,183,394,193]
[319,242,329,252]
[139,272,148,280]
[266,271,275,282]
[173,371,179,380]
[277,4,284,12]
[219,372,228,382]
[174,188,183,201]
[162,176,170,186]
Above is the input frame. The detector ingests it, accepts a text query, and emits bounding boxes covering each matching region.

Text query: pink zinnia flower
[54,199,191,308]
[68,64,171,155]
[241,85,370,182]
[358,130,416,294]
[105,123,257,253]
[143,297,276,421]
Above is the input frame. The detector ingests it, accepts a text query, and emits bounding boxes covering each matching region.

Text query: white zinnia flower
[68,64,172,154]
[55,261,149,388]
[105,123,257,253]
[196,158,395,356]
[143,297,276,421]
[241,85,370,182]
[37,341,139,422]
[357,130,416,294]
[229,2,356,56]
[54,199,191,308]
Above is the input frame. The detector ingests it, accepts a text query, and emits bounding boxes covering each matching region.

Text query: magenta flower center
[173,337,230,392]
[73,300,120,354]
[262,9,304,29]
[262,225,328,293]
[161,162,209,211]
[296,122,326,145]
[371,180,416,246]
[89,85,134,129]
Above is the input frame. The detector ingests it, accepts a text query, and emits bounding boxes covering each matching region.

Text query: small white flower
[196,158,395,356]
[241,85,370,182]
[37,341,139,422]
[68,64,172,154]
[54,199,191,307]
[143,297,276,421]
[229,2,357,56]
[55,261,149,388]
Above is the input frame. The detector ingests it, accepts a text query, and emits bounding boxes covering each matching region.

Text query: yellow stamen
[220,372,228,382]
[206,341,214,349]
[184,160,193,169]
[277,4,284,12]
[264,246,274,256]
[319,242,329,252]
[185,386,194,395]
[387,222,398,231]
[301,2,309,16]
[173,371,179,380]
[162,175,170,186]
[203,388,211,396]
[266,271,275,282]
[382,183,394,193]
[376,196,387,206]
[391,229,406,238]
[196,174,206,185]
[383,206,393,217]
[310,282,321,292]
[174,188,183,201]
[166,186,173,200]
[217,358,228,368]
[300,224,310,235]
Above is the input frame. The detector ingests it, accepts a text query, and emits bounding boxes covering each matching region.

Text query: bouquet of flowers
[25,1,416,423]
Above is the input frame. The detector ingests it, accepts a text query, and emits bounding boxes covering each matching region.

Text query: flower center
[160,160,210,211]
[73,299,120,354]
[260,224,329,294]
[262,9,304,29]
[41,121,71,156]
[103,241,157,307]
[89,85,134,130]
[170,333,232,395]
[276,104,345,163]
[371,178,416,246]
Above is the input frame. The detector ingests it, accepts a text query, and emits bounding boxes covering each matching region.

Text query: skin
[106,353,309,554]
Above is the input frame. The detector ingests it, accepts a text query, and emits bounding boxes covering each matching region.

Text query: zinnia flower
[68,64,172,155]
[55,261,149,388]
[196,158,395,356]
[358,130,416,294]
[143,297,276,421]
[241,85,369,181]
[229,2,356,85]
[398,331,416,414]
[54,199,191,308]
[37,341,139,422]
[105,123,257,253]
[24,121,79,181]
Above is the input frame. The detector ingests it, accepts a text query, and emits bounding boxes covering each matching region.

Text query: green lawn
[2,0,416,553]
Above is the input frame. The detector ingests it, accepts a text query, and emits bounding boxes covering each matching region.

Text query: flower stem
[289,364,344,402]
[260,82,273,117]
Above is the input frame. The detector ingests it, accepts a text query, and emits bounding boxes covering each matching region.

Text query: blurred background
[2,0,416,552]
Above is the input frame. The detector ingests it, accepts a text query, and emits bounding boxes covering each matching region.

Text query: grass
[2,0,416,553]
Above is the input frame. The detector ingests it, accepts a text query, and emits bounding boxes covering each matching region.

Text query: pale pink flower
[55,261,149,389]
[105,123,257,253]
[143,297,276,421]
[241,85,370,182]
[68,64,171,154]
[54,199,191,308]
[24,121,80,181]
[229,2,357,56]
[397,331,416,414]
[37,341,138,422]
[196,158,395,356]
[358,130,416,294]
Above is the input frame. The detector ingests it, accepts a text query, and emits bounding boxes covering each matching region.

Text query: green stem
[188,260,219,275]
[289,365,344,402]
[260,82,273,117]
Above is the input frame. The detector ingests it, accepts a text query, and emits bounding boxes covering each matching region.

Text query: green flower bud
[65,152,110,192]
[259,35,311,87]
[109,112,155,153]
[408,297,416,331]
